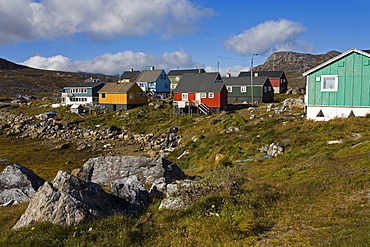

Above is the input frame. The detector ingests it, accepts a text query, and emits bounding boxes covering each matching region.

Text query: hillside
[0,58,118,98]
[0,97,369,246]
[255,50,341,88]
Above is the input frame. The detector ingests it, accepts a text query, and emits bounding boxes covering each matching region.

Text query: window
[139,93,144,99]
[182,93,188,101]
[264,86,267,93]
[129,93,134,99]
[209,93,214,98]
[176,76,180,81]
[268,86,272,91]
[241,86,246,93]
[227,86,232,92]
[101,93,106,99]
[321,75,338,92]
[165,83,169,88]
[201,93,206,98]
[171,84,177,89]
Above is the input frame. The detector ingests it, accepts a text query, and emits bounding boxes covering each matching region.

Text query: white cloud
[224,19,311,56]
[21,49,201,75]
[0,0,215,44]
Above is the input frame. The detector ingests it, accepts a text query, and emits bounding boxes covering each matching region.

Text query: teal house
[303,48,370,121]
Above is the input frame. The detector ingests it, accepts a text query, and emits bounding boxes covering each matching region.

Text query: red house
[173,72,228,115]
[239,70,288,93]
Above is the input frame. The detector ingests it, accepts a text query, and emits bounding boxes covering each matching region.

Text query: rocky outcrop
[77,156,185,185]
[12,171,128,229]
[260,143,284,157]
[0,164,45,206]
[0,111,182,157]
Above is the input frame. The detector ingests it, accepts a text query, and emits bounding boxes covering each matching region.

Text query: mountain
[0,58,28,70]
[254,50,341,88]
[0,58,118,98]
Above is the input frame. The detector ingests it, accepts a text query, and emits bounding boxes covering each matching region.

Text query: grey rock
[12,171,128,229]
[111,176,149,212]
[0,164,45,206]
[77,156,185,186]
[159,197,186,210]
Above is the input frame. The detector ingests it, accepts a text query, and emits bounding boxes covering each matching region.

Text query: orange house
[173,72,228,115]
[98,82,148,111]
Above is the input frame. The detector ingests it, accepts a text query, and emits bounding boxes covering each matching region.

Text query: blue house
[135,67,170,95]
[61,78,105,106]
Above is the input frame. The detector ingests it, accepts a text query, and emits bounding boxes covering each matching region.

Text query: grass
[0,98,369,246]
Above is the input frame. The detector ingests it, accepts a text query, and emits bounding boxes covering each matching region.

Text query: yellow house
[98,82,148,111]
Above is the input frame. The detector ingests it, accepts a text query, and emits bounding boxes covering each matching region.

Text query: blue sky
[0,0,369,76]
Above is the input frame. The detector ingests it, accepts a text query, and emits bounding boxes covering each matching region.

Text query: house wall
[155,71,171,93]
[307,105,370,121]
[307,52,370,108]
[99,93,127,104]
[127,84,149,105]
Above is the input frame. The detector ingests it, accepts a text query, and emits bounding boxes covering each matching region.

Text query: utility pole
[250,54,258,106]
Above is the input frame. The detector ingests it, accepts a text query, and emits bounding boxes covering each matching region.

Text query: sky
[1,0,369,77]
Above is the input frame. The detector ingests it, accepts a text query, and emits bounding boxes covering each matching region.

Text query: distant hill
[0,58,118,98]
[254,50,341,88]
[0,58,28,70]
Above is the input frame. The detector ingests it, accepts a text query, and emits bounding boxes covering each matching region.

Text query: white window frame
[321,75,338,92]
[182,93,188,101]
[240,86,246,93]
[209,93,214,98]
[227,86,232,92]
[129,93,134,99]
[201,93,206,98]
[101,93,106,99]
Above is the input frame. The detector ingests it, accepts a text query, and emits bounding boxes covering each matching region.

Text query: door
[196,93,201,103]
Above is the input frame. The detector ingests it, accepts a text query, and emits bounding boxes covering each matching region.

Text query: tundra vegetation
[0,94,369,246]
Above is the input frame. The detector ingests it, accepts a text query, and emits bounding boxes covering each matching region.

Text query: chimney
[254,72,259,77]
[130,68,134,72]
[150,66,155,70]
[226,72,231,77]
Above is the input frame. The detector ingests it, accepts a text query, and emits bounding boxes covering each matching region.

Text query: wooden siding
[307,52,370,107]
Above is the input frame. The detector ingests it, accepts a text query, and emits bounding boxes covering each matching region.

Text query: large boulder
[0,164,45,206]
[77,156,185,185]
[12,171,128,229]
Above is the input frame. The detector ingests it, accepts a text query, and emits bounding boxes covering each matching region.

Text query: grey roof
[98,82,137,93]
[135,70,164,82]
[173,72,225,93]
[120,70,140,80]
[238,70,284,78]
[167,69,206,77]
[222,76,270,86]
[65,81,104,88]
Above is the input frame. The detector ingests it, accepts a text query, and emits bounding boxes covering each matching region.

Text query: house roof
[120,70,140,80]
[238,71,284,78]
[222,76,270,86]
[98,82,137,93]
[135,70,164,82]
[303,48,370,76]
[167,69,206,77]
[64,81,104,88]
[173,72,225,93]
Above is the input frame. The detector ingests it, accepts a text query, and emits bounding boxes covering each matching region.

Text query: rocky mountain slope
[0,58,117,98]
[255,50,341,87]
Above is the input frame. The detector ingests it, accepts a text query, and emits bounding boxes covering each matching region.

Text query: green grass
[0,99,369,246]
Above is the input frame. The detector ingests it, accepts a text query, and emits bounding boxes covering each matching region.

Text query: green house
[222,75,274,103]
[303,48,370,121]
